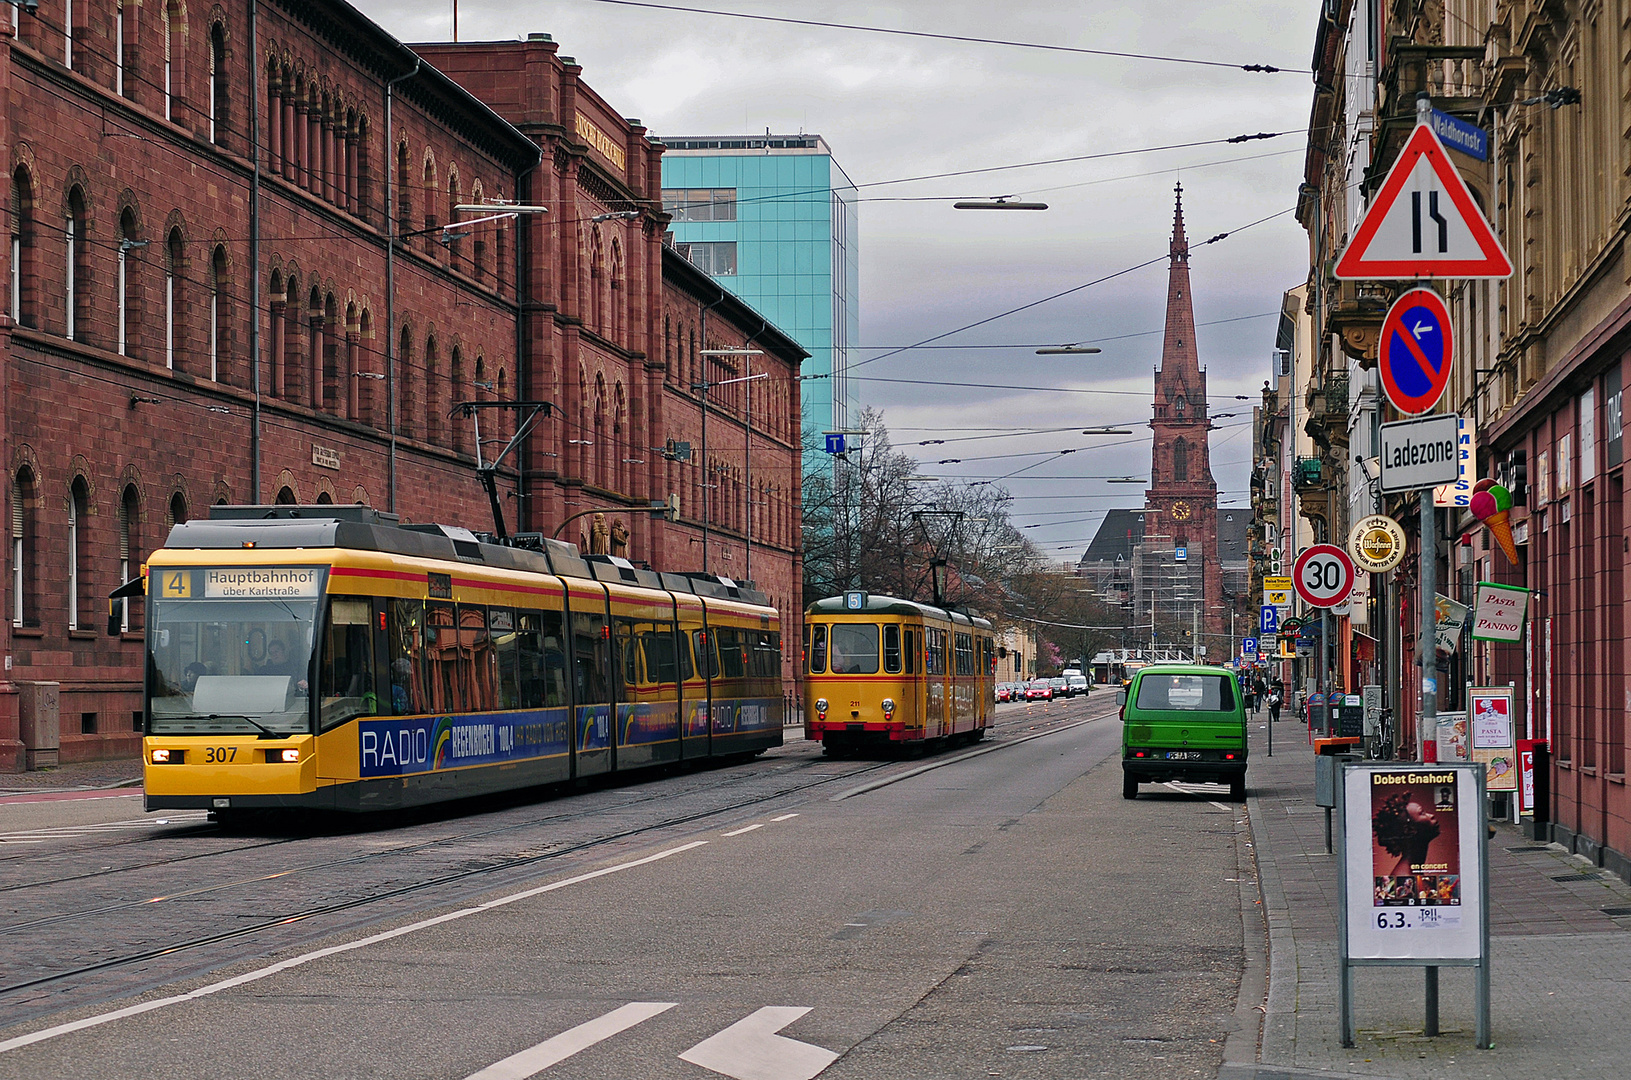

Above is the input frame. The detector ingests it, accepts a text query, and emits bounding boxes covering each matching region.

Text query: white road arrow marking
[465,1001,676,1080]
[679,1007,839,1080]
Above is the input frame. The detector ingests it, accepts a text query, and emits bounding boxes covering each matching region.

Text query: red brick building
[0,4,803,769]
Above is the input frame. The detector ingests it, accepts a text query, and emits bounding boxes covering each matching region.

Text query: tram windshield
[828,623,880,675]
[148,596,321,736]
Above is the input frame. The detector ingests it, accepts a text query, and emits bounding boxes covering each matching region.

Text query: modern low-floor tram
[803,594,996,753]
[134,506,782,816]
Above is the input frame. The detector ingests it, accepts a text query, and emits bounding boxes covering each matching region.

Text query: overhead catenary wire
[574,0,1307,73]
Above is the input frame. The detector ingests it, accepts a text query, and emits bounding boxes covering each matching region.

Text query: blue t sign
[825,433,847,455]
[1260,605,1280,635]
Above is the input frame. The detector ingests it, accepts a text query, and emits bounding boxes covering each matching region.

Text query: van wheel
[1122,773,1138,800]
[1229,776,1247,802]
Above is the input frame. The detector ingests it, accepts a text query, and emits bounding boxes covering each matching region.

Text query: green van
[1118,664,1248,801]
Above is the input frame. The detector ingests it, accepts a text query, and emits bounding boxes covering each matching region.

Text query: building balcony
[1303,375,1350,450]
[1292,456,1326,494]
[1371,43,1487,193]
[1325,280,1393,366]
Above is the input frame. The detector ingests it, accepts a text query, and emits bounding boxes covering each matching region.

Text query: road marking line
[770,813,799,822]
[464,1001,676,1080]
[0,840,708,1056]
[679,1006,839,1080]
[722,823,764,837]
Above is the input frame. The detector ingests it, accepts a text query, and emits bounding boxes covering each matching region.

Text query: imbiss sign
[1379,413,1461,492]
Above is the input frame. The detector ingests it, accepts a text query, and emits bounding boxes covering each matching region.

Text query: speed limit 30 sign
[1293,544,1356,608]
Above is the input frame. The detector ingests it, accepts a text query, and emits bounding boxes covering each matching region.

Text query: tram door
[890,623,922,734]
[570,600,615,779]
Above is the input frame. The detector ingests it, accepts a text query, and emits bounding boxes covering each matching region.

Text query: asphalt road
[0,696,1252,1079]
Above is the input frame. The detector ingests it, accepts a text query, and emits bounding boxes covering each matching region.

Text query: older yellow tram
[803,594,996,753]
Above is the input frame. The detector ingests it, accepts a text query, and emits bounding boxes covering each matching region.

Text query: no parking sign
[1379,287,1453,415]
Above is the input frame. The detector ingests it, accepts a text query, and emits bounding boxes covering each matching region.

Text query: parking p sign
[1260,605,1279,635]
[1242,637,1258,656]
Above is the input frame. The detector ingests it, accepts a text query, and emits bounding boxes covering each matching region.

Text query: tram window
[717,627,746,679]
[924,628,946,676]
[883,624,902,673]
[641,629,680,684]
[829,623,880,674]
[461,605,498,711]
[387,598,425,715]
[423,603,458,712]
[692,629,720,679]
[574,612,612,705]
[492,608,520,709]
[677,624,696,681]
[518,611,568,708]
[809,624,828,674]
[319,597,375,731]
[955,633,974,677]
[752,631,780,677]
[903,628,916,674]
[614,618,641,690]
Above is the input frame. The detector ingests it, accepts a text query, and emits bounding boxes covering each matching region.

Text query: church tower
[1144,185,1224,646]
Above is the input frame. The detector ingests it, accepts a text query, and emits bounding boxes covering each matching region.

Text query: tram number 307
[204,746,239,763]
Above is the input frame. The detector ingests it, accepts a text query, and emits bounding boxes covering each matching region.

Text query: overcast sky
[354,0,1317,560]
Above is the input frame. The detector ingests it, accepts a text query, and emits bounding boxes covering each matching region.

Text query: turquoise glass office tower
[660,135,860,448]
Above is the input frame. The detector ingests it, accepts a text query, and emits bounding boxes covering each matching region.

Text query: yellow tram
[803,594,996,753]
[133,506,781,816]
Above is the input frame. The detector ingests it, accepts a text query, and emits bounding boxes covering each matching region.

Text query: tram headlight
[150,748,171,764]
[881,698,896,719]
[815,698,828,720]
[279,748,301,763]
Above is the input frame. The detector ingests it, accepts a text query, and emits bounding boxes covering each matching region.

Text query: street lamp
[1037,344,1102,355]
[696,349,766,579]
[954,197,1049,210]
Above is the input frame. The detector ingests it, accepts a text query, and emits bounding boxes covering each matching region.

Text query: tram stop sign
[1379,287,1453,415]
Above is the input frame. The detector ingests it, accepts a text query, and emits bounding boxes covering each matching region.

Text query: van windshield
[1135,674,1236,712]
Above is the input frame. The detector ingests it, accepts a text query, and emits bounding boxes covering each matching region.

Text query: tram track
[0,702,1107,1012]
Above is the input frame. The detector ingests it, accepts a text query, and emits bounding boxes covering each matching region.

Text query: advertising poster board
[1469,688,1516,791]
[1341,764,1485,960]
[1471,582,1529,642]
[1435,711,1468,763]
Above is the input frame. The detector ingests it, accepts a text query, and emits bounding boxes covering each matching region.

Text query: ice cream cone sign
[1470,482,1519,565]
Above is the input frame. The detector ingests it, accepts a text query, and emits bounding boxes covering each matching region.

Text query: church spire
[1159,183,1199,378]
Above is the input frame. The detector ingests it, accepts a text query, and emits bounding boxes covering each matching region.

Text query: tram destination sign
[1379,414,1461,492]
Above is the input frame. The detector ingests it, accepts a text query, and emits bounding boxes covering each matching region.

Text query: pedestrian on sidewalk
[1267,685,1282,722]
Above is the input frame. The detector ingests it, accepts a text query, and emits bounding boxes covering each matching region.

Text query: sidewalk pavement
[0,758,143,796]
[1223,712,1631,1080]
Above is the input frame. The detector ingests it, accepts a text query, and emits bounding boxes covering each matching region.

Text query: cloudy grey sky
[354,0,1317,559]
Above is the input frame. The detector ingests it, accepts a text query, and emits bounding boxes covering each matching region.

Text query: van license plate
[1165,751,1200,760]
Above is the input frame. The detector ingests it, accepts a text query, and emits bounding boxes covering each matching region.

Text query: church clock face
[1171,500,1193,521]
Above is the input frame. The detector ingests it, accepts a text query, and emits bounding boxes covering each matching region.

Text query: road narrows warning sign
[1333,123,1512,280]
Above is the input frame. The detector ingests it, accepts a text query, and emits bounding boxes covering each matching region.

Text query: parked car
[1024,679,1054,701]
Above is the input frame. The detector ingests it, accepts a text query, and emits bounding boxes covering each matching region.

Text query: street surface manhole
[1552,873,1602,882]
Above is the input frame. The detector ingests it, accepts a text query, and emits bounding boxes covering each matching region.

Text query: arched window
[65,187,86,341]
[162,2,175,121]
[450,346,467,454]
[167,491,187,527]
[119,485,142,632]
[424,333,441,444]
[9,166,32,327]
[1172,438,1189,483]
[315,490,334,505]
[322,293,339,411]
[445,171,461,267]
[12,467,36,628]
[165,227,184,370]
[355,116,372,220]
[209,245,228,381]
[397,324,415,439]
[307,285,322,409]
[422,158,437,255]
[395,142,411,238]
[282,271,301,398]
[275,486,296,505]
[117,208,139,357]
[68,477,89,631]
[268,269,286,395]
[209,23,228,145]
[115,2,126,95]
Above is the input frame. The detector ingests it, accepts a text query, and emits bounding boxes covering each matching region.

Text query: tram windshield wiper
[206,713,281,740]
